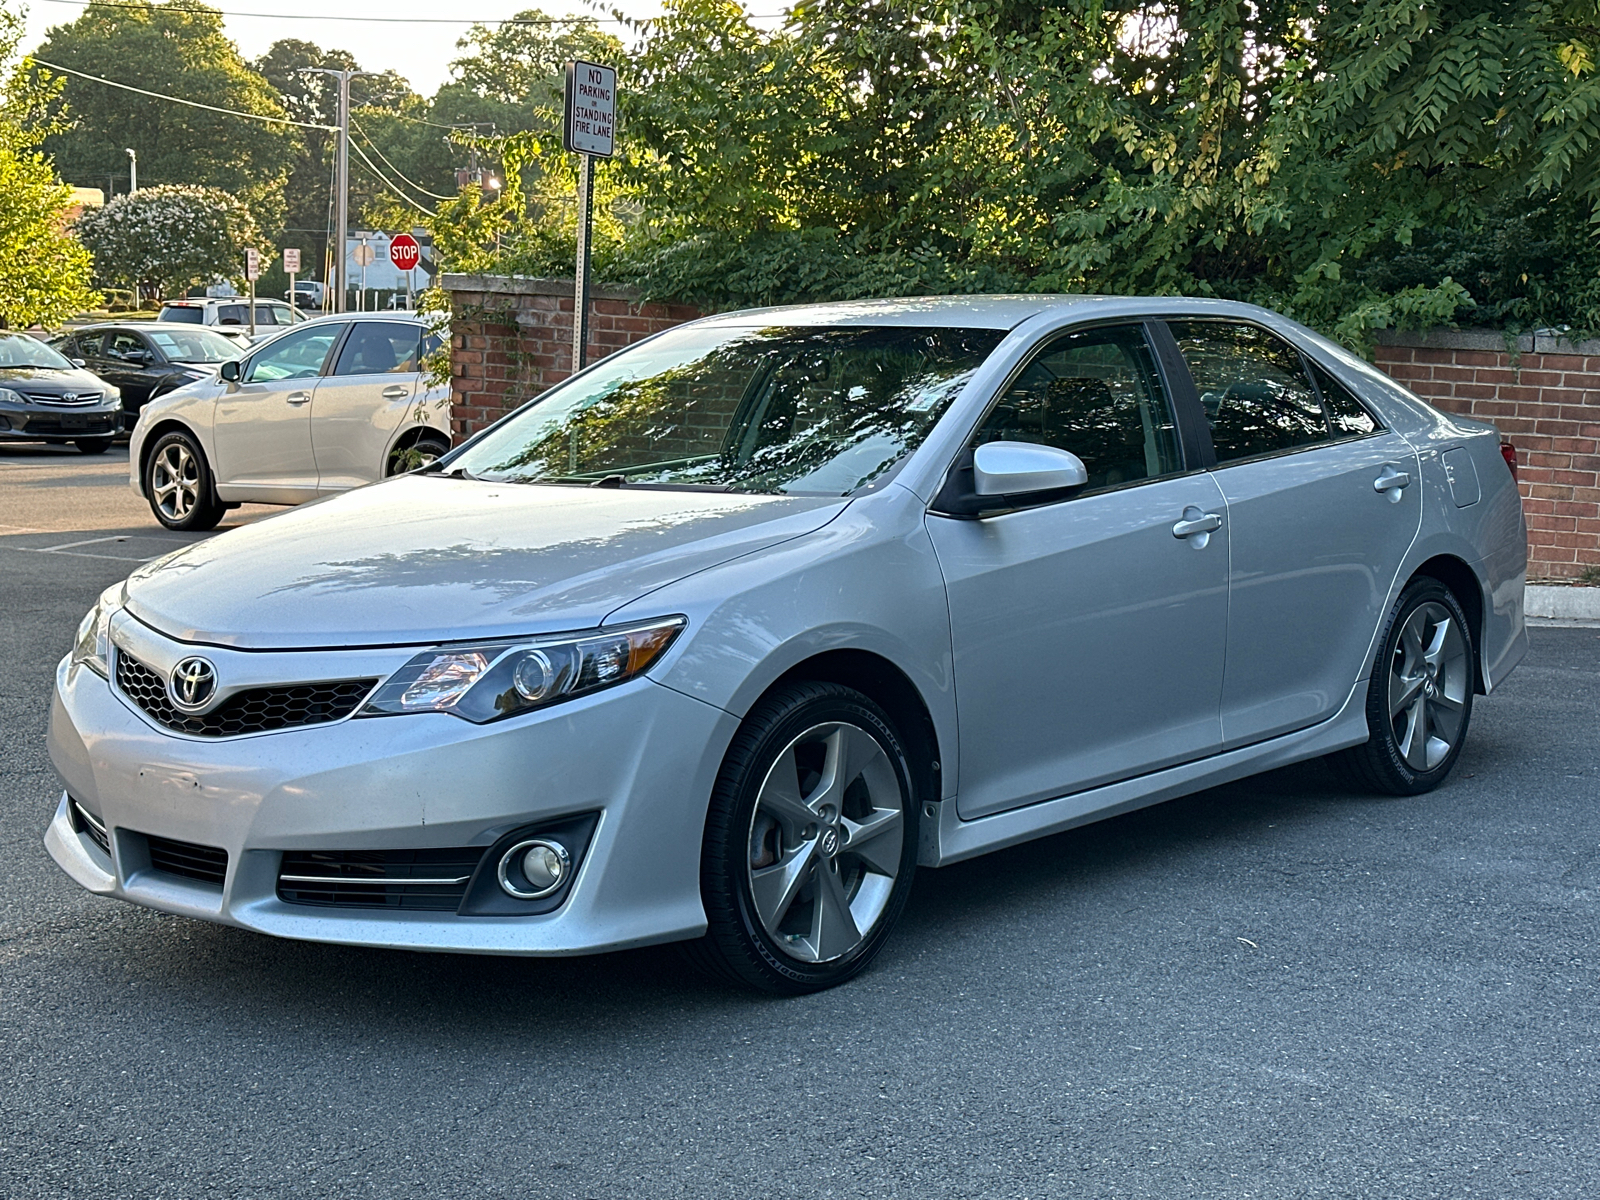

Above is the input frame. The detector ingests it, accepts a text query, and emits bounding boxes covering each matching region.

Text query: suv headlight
[358,616,686,723]
[71,583,124,678]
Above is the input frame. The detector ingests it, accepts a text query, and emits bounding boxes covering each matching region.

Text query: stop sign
[389,233,421,271]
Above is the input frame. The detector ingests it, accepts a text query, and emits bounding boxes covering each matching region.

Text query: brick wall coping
[441,272,643,305]
[1373,327,1600,357]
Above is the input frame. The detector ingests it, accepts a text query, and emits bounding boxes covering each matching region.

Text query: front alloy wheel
[1334,578,1474,795]
[146,430,223,532]
[690,682,919,993]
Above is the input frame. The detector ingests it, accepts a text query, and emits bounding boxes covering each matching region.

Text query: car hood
[0,365,107,391]
[124,476,849,649]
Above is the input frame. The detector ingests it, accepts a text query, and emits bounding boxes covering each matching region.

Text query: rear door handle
[1172,507,1224,539]
[381,386,411,400]
[1373,465,1411,493]
[286,391,311,406]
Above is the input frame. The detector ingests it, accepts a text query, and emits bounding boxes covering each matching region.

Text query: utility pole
[124,148,137,194]
[303,67,368,313]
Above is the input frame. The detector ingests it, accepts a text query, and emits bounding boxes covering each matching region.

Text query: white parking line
[1,532,190,563]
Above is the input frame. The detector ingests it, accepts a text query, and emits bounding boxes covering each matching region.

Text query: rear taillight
[1500,440,1518,482]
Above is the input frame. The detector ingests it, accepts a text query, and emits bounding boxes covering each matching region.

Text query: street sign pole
[284,247,301,320]
[244,247,261,338]
[563,60,616,376]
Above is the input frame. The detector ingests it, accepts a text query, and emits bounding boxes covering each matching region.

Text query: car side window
[1168,320,1329,464]
[107,332,148,361]
[218,304,248,326]
[973,324,1183,492]
[74,332,101,357]
[332,322,423,376]
[1308,359,1382,437]
[242,324,343,383]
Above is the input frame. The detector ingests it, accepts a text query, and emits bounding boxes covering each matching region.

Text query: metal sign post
[283,247,301,320]
[244,247,260,337]
[563,60,616,375]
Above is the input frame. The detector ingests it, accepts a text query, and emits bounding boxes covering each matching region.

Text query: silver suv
[158,298,306,343]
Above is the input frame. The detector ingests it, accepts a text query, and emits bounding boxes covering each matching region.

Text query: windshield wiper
[416,462,478,480]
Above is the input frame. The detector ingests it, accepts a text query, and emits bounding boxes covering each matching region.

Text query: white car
[128,313,450,530]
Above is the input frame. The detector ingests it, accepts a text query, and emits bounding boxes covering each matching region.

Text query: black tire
[144,429,225,532]
[1332,578,1475,796]
[75,437,113,454]
[386,432,451,476]
[686,682,920,994]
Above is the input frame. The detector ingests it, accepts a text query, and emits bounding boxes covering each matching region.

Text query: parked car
[158,298,305,338]
[47,297,1528,993]
[0,330,122,453]
[127,313,449,529]
[55,323,240,430]
[287,280,327,312]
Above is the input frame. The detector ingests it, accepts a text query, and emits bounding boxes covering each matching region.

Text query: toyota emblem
[168,656,218,712]
[60,393,77,402]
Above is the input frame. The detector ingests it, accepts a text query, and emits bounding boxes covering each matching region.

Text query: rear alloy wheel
[75,437,113,454]
[386,434,451,476]
[689,682,919,994]
[145,430,224,532]
[1334,578,1474,795]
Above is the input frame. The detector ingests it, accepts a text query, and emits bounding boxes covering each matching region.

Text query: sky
[17,0,674,97]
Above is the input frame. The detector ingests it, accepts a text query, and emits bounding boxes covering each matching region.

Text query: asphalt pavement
[2,442,1598,1199]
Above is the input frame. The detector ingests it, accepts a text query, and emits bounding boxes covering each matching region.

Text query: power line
[29,56,337,129]
[30,0,761,26]
[351,115,454,200]
[348,138,434,216]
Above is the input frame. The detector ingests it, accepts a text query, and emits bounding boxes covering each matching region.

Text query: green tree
[75,183,259,299]
[0,11,96,327]
[34,0,295,227]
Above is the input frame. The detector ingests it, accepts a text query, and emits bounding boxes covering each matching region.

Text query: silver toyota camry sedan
[46,296,1528,993]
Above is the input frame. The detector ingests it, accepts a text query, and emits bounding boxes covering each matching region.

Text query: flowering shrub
[75,183,260,298]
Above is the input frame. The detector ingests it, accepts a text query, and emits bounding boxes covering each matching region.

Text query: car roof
[688,294,1302,331]
[71,321,237,331]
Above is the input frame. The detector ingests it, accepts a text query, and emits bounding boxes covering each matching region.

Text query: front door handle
[1373,465,1411,500]
[381,385,411,400]
[286,391,311,406]
[1172,507,1224,540]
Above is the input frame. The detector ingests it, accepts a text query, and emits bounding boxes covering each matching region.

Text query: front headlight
[0,387,24,406]
[358,616,686,723]
[71,583,124,678]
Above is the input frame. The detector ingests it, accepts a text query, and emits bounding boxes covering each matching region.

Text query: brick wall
[441,283,1594,580]
[443,273,702,442]
[1372,329,1600,581]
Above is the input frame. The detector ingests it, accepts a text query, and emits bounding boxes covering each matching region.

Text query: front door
[212,322,345,502]
[1166,319,1423,747]
[927,323,1231,820]
[310,321,423,491]
[98,330,164,407]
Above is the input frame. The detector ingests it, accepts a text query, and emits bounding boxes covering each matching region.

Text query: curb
[1527,584,1600,620]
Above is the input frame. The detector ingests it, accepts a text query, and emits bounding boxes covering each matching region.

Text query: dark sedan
[56,323,240,430]
[0,332,122,453]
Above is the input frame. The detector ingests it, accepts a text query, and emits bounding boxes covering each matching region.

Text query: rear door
[309,321,424,491]
[101,329,165,407]
[212,322,345,502]
[1165,319,1422,747]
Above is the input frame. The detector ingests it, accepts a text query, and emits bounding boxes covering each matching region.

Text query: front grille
[277,848,485,911]
[25,391,101,407]
[146,834,228,887]
[115,651,377,738]
[69,797,111,856]
[22,415,114,434]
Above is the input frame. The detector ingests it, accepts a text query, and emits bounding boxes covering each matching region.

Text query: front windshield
[145,327,240,363]
[452,324,1006,495]
[0,332,75,370]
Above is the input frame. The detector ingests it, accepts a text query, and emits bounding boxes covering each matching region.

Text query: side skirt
[919,682,1371,868]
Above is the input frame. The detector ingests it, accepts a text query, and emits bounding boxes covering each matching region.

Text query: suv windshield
[145,327,240,363]
[451,324,1005,495]
[0,332,74,370]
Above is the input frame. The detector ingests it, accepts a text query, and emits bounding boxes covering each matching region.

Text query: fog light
[496,838,570,900]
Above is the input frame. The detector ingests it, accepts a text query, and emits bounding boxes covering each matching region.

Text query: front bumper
[0,403,121,440]
[45,621,738,956]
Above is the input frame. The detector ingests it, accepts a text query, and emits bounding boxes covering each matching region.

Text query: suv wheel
[145,430,224,532]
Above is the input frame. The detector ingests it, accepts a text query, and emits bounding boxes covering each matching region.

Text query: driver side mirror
[219,360,241,382]
[71,358,87,368]
[973,441,1089,496]
[934,441,1090,517]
